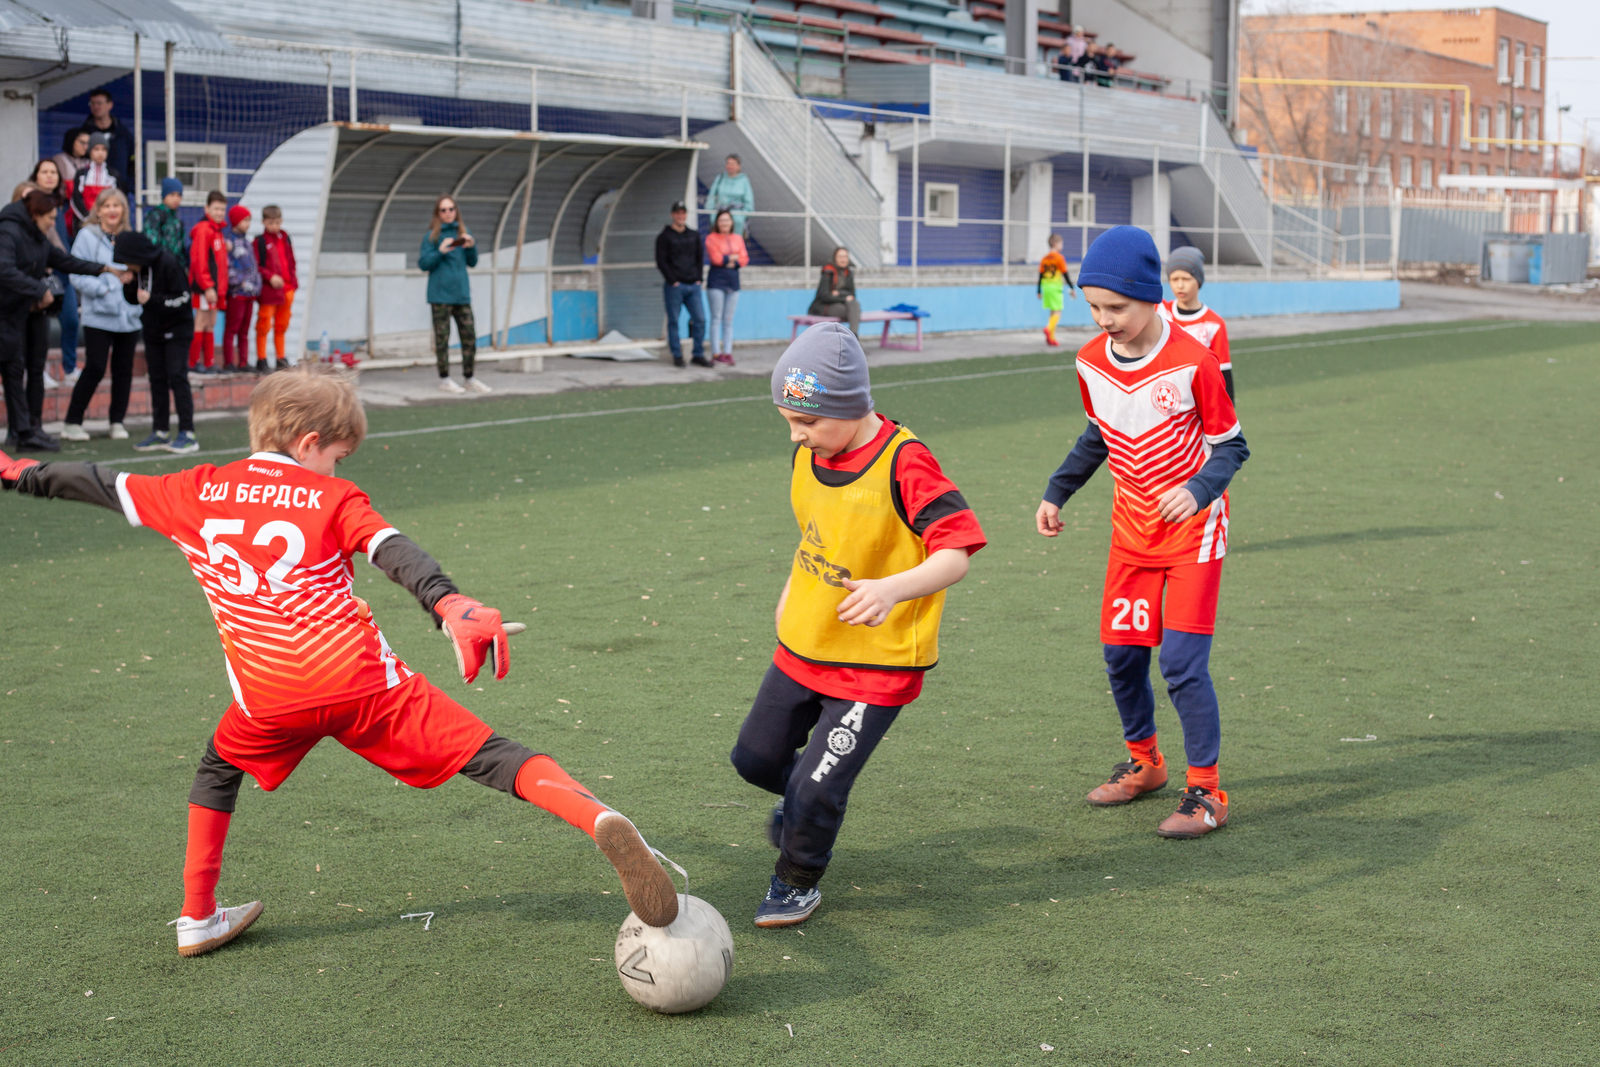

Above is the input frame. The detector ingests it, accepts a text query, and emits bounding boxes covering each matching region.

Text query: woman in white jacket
[62,189,140,441]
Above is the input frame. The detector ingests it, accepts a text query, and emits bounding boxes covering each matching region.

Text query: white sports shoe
[62,368,83,388]
[43,371,61,389]
[109,422,129,440]
[170,901,264,957]
[465,376,493,394]
[439,377,467,394]
[60,423,90,441]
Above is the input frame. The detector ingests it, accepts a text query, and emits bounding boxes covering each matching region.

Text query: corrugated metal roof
[0,0,227,47]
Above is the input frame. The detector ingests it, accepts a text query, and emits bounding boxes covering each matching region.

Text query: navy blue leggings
[1104,630,1220,768]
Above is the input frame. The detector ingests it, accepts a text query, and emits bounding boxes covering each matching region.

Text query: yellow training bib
[778,424,944,671]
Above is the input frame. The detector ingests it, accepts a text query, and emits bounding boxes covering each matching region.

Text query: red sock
[1127,734,1163,768]
[514,755,611,839]
[1186,764,1220,794]
[188,330,203,368]
[201,332,215,368]
[182,804,232,919]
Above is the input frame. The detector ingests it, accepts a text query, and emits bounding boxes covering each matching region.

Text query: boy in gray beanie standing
[730,323,986,927]
[1159,246,1232,399]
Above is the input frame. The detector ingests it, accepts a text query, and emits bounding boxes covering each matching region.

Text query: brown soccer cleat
[1086,759,1169,806]
[595,812,680,927]
[1156,787,1229,839]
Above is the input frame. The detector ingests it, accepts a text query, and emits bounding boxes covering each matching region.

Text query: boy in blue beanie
[1034,226,1248,838]
[730,323,986,926]
[143,177,186,259]
[1159,246,1233,400]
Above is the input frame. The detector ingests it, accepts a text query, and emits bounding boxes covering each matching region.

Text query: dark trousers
[662,283,706,361]
[1105,631,1221,769]
[809,298,861,335]
[57,278,79,373]
[430,303,476,378]
[145,321,196,435]
[65,327,139,426]
[731,663,902,887]
[0,308,41,436]
[221,296,255,368]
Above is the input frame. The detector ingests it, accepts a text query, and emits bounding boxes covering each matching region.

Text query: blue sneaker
[167,431,200,455]
[766,802,784,849]
[133,431,170,452]
[754,875,821,928]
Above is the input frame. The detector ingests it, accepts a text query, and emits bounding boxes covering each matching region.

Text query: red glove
[0,451,40,490]
[435,593,518,684]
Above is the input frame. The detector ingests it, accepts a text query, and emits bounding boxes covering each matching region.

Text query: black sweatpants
[730,663,902,888]
[0,310,50,435]
[66,326,139,426]
[144,321,195,435]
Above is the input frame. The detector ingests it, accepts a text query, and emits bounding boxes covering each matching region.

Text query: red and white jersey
[114,452,413,716]
[1076,320,1241,567]
[1159,302,1230,370]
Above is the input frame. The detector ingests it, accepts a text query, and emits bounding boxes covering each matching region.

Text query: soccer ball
[614,895,733,1013]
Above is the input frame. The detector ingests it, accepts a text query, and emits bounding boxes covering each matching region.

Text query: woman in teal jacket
[418,194,486,394]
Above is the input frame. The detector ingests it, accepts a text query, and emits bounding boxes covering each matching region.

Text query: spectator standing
[73,88,135,195]
[144,177,187,259]
[0,190,117,451]
[1059,26,1089,81]
[114,231,199,454]
[61,189,140,442]
[808,246,861,336]
[53,130,91,207]
[706,155,755,236]
[29,159,81,386]
[418,194,487,395]
[69,134,119,224]
[703,209,748,367]
[655,200,708,368]
[221,205,260,372]
[253,205,297,372]
[187,191,229,374]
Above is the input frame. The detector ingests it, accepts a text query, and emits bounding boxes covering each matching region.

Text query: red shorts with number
[211,673,493,792]
[1100,556,1224,646]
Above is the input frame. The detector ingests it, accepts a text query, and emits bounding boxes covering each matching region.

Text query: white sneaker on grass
[60,424,90,442]
[170,900,264,957]
[439,377,467,394]
[109,422,128,440]
[465,376,492,394]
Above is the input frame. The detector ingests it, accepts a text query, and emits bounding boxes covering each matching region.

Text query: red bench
[788,310,926,351]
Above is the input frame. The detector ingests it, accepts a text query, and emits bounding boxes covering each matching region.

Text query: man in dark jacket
[74,89,136,195]
[113,232,199,454]
[0,193,117,451]
[654,201,708,368]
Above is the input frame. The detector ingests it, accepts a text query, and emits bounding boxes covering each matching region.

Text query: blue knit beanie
[1078,225,1163,303]
[160,176,183,197]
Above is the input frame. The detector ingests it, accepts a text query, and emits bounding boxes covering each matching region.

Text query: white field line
[96,321,1551,468]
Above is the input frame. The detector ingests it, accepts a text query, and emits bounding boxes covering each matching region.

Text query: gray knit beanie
[1165,246,1206,288]
[772,322,873,420]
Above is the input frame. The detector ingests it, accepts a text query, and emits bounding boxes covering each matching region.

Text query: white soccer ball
[614,895,733,1014]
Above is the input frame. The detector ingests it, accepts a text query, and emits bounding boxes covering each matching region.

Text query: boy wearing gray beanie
[729,322,986,928]
[1161,245,1232,399]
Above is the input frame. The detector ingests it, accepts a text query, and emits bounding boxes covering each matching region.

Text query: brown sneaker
[595,812,680,927]
[1156,787,1229,839]
[1086,759,1168,806]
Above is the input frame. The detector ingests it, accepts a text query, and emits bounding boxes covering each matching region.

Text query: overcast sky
[1241,0,1600,148]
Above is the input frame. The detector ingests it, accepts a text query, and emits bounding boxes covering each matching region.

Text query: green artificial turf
[2,319,1596,1065]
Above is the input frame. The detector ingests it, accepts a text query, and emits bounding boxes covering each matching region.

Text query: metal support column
[530,69,538,132]
[325,54,334,122]
[911,115,919,284]
[1358,176,1365,278]
[1081,140,1089,259]
[132,34,142,226]
[1265,156,1274,278]
[1001,128,1012,282]
[804,105,812,271]
[163,43,175,192]
[348,51,358,125]
[1210,146,1221,268]
[502,142,541,349]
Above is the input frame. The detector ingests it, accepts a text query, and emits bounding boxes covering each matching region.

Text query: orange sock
[1186,764,1220,794]
[182,804,232,919]
[514,755,611,839]
[1126,735,1163,768]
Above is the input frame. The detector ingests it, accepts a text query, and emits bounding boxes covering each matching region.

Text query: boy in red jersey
[1158,246,1232,400]
[0,365,677,956]
[1035,226,1248,839]
[731,323,985,927]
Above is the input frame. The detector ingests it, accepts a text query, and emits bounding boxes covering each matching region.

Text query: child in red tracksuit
[188,191,229,372]
[0,365,679,958]
[253,205,298,371]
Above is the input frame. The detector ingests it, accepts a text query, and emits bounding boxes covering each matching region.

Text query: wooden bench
[348,338,668,380]
[788,310,926,351]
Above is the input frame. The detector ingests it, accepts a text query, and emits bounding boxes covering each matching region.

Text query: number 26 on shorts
[1109,598,1151,632]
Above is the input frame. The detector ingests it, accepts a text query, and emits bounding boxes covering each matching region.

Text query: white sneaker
[170,900,264,957]
[439,377,467,394]
[60,423,90,441]
[465,376,493,394]
[109,422,128,440]
[62,368,82,388]
[43,371,61,389]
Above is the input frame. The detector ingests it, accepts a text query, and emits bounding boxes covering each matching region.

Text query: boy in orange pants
[0,365,677,956]
[253,204,298,371]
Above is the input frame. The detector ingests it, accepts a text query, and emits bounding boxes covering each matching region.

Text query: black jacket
[74,115,136,193]
[655,225,703,285]
[113,232,193,335]
[0,200,105,317]
[812,263,856,305]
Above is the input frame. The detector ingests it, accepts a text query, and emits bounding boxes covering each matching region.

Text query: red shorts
[212,673,493,792]
[1100,556,1224,646]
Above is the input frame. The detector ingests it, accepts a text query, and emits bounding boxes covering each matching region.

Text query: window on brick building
[1421,101,1434,146]
[1497,38,1509,81]
[1420,158,1433,189]
[1379,154,1392,186]
[1380,90,1393,139]
[1401,100,1414,143]
[1512,107,1523,150]
[1359,91,1372,137]
[1530,107,1541,144]
[1530,47,1541,91]
[1496,103,1507,141]
[1478,106,1490,152]
[1399,156,1413,188]
[1514,42,1525,88]
[1333,86,1348,134]
[1441,100,1451,148]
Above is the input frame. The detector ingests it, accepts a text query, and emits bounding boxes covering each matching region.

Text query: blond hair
[248,363,367,455]
[88,188,131,235]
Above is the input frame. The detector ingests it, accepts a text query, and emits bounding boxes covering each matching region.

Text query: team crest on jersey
[781,368,828,408]
[1150,379,1182,415]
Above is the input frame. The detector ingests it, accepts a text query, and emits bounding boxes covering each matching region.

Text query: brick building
[1239,7,1548,195]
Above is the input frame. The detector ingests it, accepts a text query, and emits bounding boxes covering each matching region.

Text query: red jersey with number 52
[1076,320,1240,567]
[113,452,412,716]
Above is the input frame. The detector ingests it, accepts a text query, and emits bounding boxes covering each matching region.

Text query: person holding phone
[418,195,486,394]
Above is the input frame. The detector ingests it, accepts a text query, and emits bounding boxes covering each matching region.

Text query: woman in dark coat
[807,246,861,336]
[0,190,116,451]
